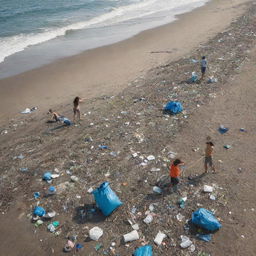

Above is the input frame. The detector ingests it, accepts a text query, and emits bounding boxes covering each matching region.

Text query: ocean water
[0,0,209,78]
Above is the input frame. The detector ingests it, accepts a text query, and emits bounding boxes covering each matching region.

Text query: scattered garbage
[95,243,103,251]
[33,206,46,217]
[176,213,185,222]
[154,231,167,245]
[147,155,155,161]
[218,125,229,134]
[209,194,216,200]
[180,235,193,248]
[92,182,123,216]
[164,101,183,115]
[48,186,56,195]
[178,197,187,209]
[151,167,160,172]
[224,145,232,149]
[21,107,37,114]
[143,214,153,224]
[203,185,214,193]
[152,186,162,194]
[99,145,109,149]
[207,76,218,83]
[70,176,79,182]
[47,221,60,233]
[34,219,44,228]
[240,128,246,132]
[123,230,139,242]
[34,192,40,199]
[43,172,52,181]
[192,208,222,231]
[89,227,103,241]
[64,240,75,252]
[134,245,153,256]
[20,167,28,172]
[44,211,56,219]
[190,72,198,83]
[75,243,83,251]
[197,234,212,242]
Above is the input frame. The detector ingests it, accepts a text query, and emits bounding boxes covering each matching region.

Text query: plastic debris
[34,192,40,199]
[143,214,153,224]
[48,186,56,195]
[197,234,212,242]
[134,245,153,256]
[43,172,52,181]
[208,76,218,83]
[123,230,139,242]
[218,125,229,134]
[47,221,59,232]
[20,168,28,172]
[154,231,167,245]
[176,213,185,222]
[70,176,79,182]
[44,211,56,219]
[209,194,216,200]
[178,197,187,209]
[192,208,222,231]
[99,145,109,149]
[180,235,192,248]
[203,185,214,193]
[164,101,183,115]
[190,72,198,82]
[92,182,123,216]
[240,128,246,132]
[34,206,46,217]
[224,145,232,149]
[153,186,162,194]
[89,227,103,241]
[34,219,44,227]
[95,243,103,251]
[76,243,83,251]
[147,155,155,161]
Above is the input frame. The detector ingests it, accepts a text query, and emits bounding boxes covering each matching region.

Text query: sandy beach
[1,0,256,255]
[0,0,250,122]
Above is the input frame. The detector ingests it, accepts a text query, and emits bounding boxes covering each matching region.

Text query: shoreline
[0,0,250,124]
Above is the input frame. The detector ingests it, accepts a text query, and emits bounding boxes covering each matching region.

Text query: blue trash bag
[34,206,46,217]
[192,208,222,232]
[164,101,183,115]
[43,172,52,181]
[196,234,212,242]
[134,245,153,256]
[92,182,123,216]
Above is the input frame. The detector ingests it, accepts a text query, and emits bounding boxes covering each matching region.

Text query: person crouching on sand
[204,141,216,173]
[48,109,62,122]
[169,159,185,193]
[73,96,84,122]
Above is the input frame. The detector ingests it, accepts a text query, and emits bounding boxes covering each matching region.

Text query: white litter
[89,227,103,241]
[180,235,192,248]
[147,155,155,161]
[203,185,214,193]
[154,231,167,246]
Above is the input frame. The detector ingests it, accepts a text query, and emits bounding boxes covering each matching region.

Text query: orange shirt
[170,164,181,178]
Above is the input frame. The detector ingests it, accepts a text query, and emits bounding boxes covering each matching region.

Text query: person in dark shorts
[200,56,207,80]
[169,159,184,193]
[204,141,216,173]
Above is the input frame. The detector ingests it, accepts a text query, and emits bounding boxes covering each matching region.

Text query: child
[169,159,184,193]
[200,56,207,80]
[48,109,62,122]
[73,97,85,122]
[205,141,216,173]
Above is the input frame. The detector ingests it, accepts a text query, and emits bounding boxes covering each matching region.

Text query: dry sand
[0,0,256,255]
[0,0,250,123]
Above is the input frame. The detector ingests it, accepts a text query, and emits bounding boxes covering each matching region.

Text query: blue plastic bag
[192,208,222,232]
[164,101,183,115]
[134,245,153,256]
[197,234,212,242]
[34,206,46,217]
[43,172,52,181]
[92,182,123,216]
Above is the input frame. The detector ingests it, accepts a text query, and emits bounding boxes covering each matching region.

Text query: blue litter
[48,186,56,194]
[192,208,222,232]
[99,145,109,149]
[218,125,229,134]
[197,234,212,242]
[240,128,246,132]
[164,101,183,115]
[34,206,46,217]
[190,72,198,82]
[43,172,52,181]
[134,245,153,256]
[224,145,231,149]
[20,167,28,172]
[34,192,40,199]
[76,243,83,250]
[92,182,123,216]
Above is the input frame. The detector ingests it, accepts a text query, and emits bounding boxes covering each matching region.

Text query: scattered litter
[152,186,162,194]
[147,155,155,161]
[48,186,56,195]
[34,192,40,199]
[87,187,94,193]
[151,167,160,172]
[143,214,153,224]
[70,176,79,182]
[180,235,193,248]
[21,107,37,114]
[192,208,222,231]
[20,167,28,172]
[154,231,167,246]
[218,125,229,134]
[75,243,84,251]
[43,172,52,181]
[123,230,139,242]
[197,234,212,242]
[92,182,123,216]
[33,206,46,217]
[34,219,44,227]
[207,76,218,83]
[44,211,56,219]
[89,227,103,241]
[178,197,187,209]
[95,243,103,251]
[190,72,198,83]
[99,145,109,150]
[134,245,153,256]
[203,185,214,193]
[47,221,59,232]
[209,194,216,200]
[224,145,232,149]
[164,101,183,115]
[240,128,246,132]
[176,213,185,222]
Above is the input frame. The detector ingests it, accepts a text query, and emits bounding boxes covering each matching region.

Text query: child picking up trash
[48,109,72,126]
[169,159,185,193]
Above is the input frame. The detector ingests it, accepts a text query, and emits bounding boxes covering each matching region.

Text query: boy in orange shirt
[170,159,184,193]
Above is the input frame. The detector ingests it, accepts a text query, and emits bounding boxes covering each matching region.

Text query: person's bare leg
[77,109,81,121]
[204,163,208,173]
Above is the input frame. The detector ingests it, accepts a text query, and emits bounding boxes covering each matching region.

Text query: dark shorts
[201,67,206,74]
[205,156,213,167]
[171,177,179,186]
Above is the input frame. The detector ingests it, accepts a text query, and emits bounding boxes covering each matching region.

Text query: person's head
[173,159,182,166]
[202,56,206,59]
[48,109,53,114]
[206,141,214,146]
[73,96,80,105]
